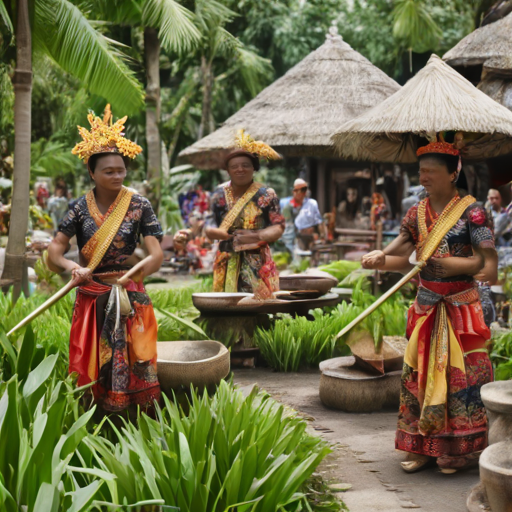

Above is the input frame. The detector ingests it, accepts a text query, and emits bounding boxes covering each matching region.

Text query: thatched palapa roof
[331,55,512,163]
[443,12,512,74]
[179,27,401,169]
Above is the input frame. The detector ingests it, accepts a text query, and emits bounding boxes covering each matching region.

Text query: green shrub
[255,283,409,372]
[491,330,512,380]
[81,382,332,511]
[318,260,361,282]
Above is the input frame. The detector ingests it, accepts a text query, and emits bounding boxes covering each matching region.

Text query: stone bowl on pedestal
[480,440,512,512]
[481,380,512,445]
[157,340,230,394]
[319,356,402,412]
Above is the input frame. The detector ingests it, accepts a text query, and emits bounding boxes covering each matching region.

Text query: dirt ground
[233,368,478,512]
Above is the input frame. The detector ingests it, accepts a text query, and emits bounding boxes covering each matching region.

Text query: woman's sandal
[439,468,458,474]
[400,455,434,473]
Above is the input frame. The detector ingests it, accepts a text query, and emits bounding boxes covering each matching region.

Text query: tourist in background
[48,181,70,234]
[282,178,325,253]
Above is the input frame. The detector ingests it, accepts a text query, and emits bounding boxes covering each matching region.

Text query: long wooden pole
[335,264,423,341]
[7,256,153,337]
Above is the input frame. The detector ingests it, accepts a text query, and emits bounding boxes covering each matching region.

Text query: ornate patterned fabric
[396,195,495,468]
[211,182,284,299]
[59,189,163,411]
[59,191,163,270]
[400,194,495,282]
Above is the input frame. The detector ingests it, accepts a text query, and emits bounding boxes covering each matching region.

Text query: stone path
[233,368,478,512]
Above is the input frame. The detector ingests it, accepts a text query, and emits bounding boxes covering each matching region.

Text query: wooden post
[317,159,326,214]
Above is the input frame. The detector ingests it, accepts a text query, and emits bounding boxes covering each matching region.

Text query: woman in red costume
[48,106,164,412]
[362,139,497,473]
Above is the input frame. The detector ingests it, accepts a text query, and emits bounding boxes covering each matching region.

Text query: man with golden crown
[47,106,164,413]
[175,131,285,300]
[362,137,498,474]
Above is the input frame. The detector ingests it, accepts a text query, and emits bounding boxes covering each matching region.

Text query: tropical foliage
[0,288,340,511]
[256,282,409,372]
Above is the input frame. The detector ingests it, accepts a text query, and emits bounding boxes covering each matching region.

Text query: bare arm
[361,232,415,273]
[48,232,79,274]
[118,235,163,285]
[205,227,232,241]
[473,248,498,284]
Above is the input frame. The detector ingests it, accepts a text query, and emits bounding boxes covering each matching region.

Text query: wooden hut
[178,26,401,214]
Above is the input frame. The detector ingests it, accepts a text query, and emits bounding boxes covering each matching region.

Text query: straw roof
[179,27,401,169]
[443,12,512,74]
[331,55,512,163]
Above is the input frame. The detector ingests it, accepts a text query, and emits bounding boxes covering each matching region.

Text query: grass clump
[256,281,409,372]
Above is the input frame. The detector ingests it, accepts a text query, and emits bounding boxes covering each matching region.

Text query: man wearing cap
[282,178,325,253]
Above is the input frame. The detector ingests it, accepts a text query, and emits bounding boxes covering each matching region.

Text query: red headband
[416,141,460,157]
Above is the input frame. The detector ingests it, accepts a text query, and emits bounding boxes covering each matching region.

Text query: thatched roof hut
[443,12,512,71]
[179,27,401,170]
[443,11,512,112]
[331,55,512,163]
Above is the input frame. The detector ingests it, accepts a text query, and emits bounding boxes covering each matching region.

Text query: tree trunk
[2,0,32,301]
[144,27,161,209]
[197,55,213,141]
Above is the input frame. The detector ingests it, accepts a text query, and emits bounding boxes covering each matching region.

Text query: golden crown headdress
[72,105,142,163]
[234,129,281,161]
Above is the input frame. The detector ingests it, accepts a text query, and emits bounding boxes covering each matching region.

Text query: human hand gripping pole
[6,255,153,337]
[335,194,477,341]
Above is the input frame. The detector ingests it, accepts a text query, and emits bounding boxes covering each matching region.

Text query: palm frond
[392,0,442,52]
[33,0,144,114]
[194,0,236,32]
[30,139,77,176]
[234,46,273,97]
[142,0,200,53]
[0,0,13,33]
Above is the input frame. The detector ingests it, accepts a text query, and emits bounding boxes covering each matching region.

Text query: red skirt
[69,277,160,412]
[396,280,493,469]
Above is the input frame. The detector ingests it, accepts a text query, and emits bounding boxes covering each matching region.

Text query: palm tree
[0,0,146,300]
[88,0,201,206]
[392,0,442,71]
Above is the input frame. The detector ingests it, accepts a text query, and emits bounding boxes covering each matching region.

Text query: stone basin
[481,381,512,445]
[157,340,230,393]
[319,356,401,412]
[279,274,338,297]
[480,441,512,512]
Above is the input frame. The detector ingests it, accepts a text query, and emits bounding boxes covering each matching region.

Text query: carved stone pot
[481,381,512,445]
[480,441,512,512]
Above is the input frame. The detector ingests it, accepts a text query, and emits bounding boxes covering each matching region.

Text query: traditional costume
[396,141,495,470]
[211,131,285,299]
[59,106,163,412]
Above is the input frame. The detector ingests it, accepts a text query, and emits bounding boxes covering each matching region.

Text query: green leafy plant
[491,330,512,381]
[318,260,361,282]
[80,382,331,511]
[256,282,409,372]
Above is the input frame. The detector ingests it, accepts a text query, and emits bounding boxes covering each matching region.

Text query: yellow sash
[81,186,134,270]
[219,181,262,232]
[417,194,476,262]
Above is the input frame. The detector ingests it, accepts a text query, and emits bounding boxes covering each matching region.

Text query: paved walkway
[233,368,477,512]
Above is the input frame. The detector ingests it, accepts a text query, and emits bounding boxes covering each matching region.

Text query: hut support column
[317,160,326,214]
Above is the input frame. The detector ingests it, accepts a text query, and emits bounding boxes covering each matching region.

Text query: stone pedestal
[319,356,401,412]
[480,441,512,512]
[481,381,512,445]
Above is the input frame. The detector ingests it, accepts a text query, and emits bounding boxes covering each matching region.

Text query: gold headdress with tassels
[72,104,142,163]
[234,129,280,161]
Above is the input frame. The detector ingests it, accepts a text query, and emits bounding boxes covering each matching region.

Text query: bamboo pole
[7,256,153,337]
[335,263,423,341]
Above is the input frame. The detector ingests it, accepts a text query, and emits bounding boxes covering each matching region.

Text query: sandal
[400,455,434,473]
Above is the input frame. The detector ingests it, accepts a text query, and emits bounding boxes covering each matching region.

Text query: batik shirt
[400,194,495,283]
[58,191,163,269]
